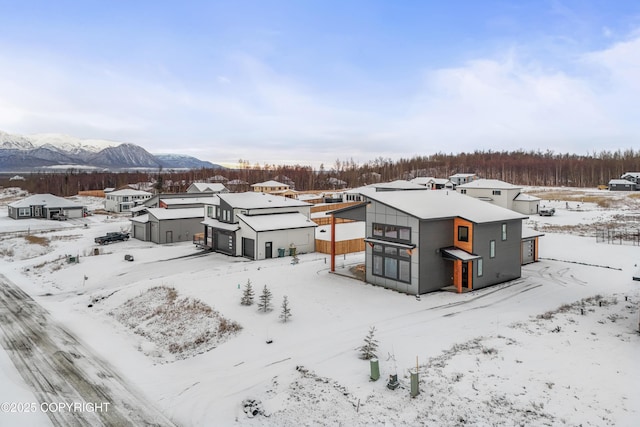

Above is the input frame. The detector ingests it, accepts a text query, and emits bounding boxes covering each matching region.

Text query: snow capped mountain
[154,153,221,169]
[0,130,221,171]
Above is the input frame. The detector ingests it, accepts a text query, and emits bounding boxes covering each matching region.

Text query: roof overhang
[441,247,481,261]
[364,238,416,250]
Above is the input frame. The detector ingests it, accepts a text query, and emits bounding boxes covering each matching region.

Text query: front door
[461,262,468,288]
[166,230,173,243]
[265,241,273,259]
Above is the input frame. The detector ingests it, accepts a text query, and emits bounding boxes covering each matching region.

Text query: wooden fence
[315,238,365,255]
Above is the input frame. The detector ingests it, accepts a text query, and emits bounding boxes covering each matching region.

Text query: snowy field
[0,187,638,426]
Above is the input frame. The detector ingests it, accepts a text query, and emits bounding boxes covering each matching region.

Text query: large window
[372,223,411,243]
[490,240,496,258]
[372,243,411,283]
[501,223,507,241]
[458,226,469,242]
[18,207,30,217]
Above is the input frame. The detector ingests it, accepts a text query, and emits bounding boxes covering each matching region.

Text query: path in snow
[0,274,176,427]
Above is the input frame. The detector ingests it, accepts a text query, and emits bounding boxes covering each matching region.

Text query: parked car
[539,207,556,216]
[94,232,130,245]
[52,213,67,221]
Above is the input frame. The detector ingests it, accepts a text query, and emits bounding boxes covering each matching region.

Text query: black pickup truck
[94,232,130,245]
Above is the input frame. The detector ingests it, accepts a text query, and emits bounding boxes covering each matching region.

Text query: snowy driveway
[0,274,175,427]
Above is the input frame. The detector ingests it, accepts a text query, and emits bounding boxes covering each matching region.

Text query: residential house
[449,173,478,186]
[198,192,316,260]
[619,173,640,190]
[250,180,298,198]
[608,179,636,191]
[410,177,453,190]
[104,189,152,213]
[343,180,428,202]
[7,194,85,220]
[131,207,204,244]
[186,182,229,193]
[456,179,540,215]
[333,190,529,295]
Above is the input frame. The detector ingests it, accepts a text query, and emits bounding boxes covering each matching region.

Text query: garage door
[522,239,535,264]
[216,231,233,255]
[242,237,255,259]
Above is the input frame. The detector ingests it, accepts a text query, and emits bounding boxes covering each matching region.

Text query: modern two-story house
[333,189,529,295]
[456,179,540,215]
[104,189,153,213]
[198,192,316,260]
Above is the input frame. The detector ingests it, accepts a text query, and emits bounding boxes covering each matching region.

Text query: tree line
[3,149,639,196]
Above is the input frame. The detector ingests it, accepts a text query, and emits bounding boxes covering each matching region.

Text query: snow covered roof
[8,194,82,208]
[188,183,227,192]
[107,189,153,196]
[450,173,477,178]
[219,192,310,209]
[147,207,204,220]
[315,222,365,241]
[201,217,240,231]
[130,205,148,212]
[621,172,640,178]
[522,227,545,239]
[457,179,521,190]
[410,177,435,185]
[608,179,635,185]
[365,190,526,223]
[251,180,289,188]
[513,193,541,202]
[237,213,317,232]
[346,180,428,195]
[441,247,481,261]
[130,213,150,223]
[161,197,217,206]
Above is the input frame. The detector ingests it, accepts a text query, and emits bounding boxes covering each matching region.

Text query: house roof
[513,193,541,202]
[237,212,317,232]
[609,179,635,185]
[251,180,289,188]
[522,227,545,239]
[188,182,227,192]
[8,194,83,208]
[130,214,150,223]
[364,190,526,223]
[345,180,428,195]
[218,192,310,209]
[160,196,217,206]
[457,179,521,190]
[107,189,152,196]
[410,177,435,185]
[201,217,240,231]
[147,207,204,220]
[441,247,481,261]
[450,173,477,178]
[621,172,640,178]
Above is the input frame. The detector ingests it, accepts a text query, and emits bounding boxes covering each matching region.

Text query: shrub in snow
[258,285,273,312]
[359,326,379,360]
[280,295,292,322]
[240,279,255,306]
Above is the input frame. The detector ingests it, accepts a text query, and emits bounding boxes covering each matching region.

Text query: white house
[105,189,153,213]
[449,173,478,186]
[186,182,229,193]
[456,179,540,215]
[198,192,316,260]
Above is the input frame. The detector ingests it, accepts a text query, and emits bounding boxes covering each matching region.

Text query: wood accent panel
[315,238,365,255]
[453,217,474,253]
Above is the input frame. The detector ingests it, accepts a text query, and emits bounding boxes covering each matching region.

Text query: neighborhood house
[456,179,541,215]
[104,189,153,213]
[7,194,85,220]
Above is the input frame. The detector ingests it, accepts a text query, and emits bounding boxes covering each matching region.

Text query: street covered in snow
[0,187,638,426]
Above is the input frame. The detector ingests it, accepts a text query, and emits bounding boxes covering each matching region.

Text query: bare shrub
[25,235,49,246]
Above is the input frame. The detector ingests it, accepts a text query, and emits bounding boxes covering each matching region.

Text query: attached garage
[521,228,544,265]
[242,237,255,259]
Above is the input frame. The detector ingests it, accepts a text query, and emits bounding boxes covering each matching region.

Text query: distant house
[8,194,84,220]
[326,177,347,189]
[449,173,478,186]
[410,177,453,190]
[608,179,636,191]
[343,180,428,202]
[198,192,316,260]
[186,182,229,194]
[250,180,298,198]
[619,173,640,190]
[333,190,530,295]
[456,179,540,215]
[104,189,153,213]
[209,175,228,183]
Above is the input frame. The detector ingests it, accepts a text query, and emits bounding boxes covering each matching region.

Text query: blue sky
[1,1,639,167]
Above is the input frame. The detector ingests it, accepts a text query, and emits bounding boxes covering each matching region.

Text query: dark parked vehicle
[94,232,130,245]
[539,207,556,216]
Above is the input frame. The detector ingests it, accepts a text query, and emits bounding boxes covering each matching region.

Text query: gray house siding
[418,219,454,293]
[472,220,522,289]
[153,217,203,244]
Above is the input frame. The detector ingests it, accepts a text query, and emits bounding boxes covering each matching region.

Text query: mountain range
[0,131,222,171]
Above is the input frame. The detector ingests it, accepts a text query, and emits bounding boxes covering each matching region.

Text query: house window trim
[501,223,507,241]
[371,241,412,284]
[372,222,412,244]
[490,240,496,258]
[477,258,483,277]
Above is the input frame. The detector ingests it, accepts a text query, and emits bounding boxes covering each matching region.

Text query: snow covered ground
[0,187,638,426]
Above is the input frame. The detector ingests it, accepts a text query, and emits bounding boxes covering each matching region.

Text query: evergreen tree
[240,279,254,306]
[359,326,379,360]
[258,285,273,312]
[279,295,292,322]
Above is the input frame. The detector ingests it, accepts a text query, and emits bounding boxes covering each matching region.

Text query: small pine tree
[279,295,292,322]
[359,326,379,360]
[258,285,273,312]
[240,279,254,306]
